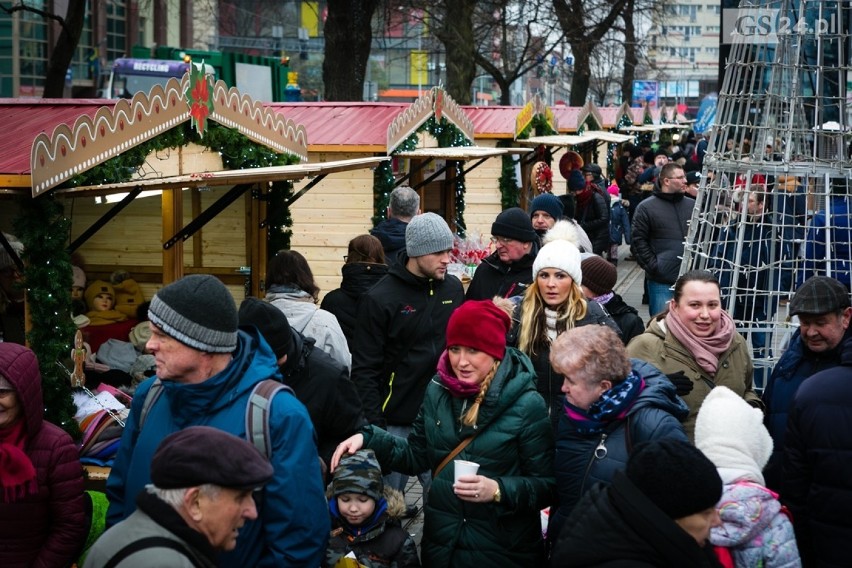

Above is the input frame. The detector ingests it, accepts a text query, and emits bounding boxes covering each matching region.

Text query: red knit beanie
[446,300,511,361]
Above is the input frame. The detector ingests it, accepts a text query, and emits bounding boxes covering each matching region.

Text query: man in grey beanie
[105,274,330,567]
[352,212,463,514]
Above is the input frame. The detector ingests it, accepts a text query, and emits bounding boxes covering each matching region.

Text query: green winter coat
[363,347,555,567]
[626,317,760,440]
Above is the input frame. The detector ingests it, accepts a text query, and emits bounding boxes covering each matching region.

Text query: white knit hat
[694,386,773,485]
[532,239,582,286]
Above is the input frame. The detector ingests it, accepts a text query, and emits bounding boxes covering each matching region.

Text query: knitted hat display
[112,277,145,319]
[148,274,238,353]
[581,256,617,296]
[491,207,538,243]
[331,449,384,501]
[405,212,454,257]
[533,239,582,286]
[789,276,851,316]
[84,280,116,309]
[445,299,511,361]
[695,386,773,485]
[238,297,295,361]
[558,150,584,178]
[151,426,273,490]
[72,266,86,289]
[567,170,587,192]
[626,439,723,519]
[530,193,564,221]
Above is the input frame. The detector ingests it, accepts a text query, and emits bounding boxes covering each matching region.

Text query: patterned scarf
[665,309,735,376]
[0,419,37,502]
[545,308,559,342]
[436,350,482,398]
[563,372,645,434]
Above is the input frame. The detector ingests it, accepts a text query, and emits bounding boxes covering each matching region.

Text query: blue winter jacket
[105,329,330,568]
[548,360,689,545]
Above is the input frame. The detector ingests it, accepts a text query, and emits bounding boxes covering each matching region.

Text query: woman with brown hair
[265,249,351,369]
[321,235,388,351]
[331,298,555,566]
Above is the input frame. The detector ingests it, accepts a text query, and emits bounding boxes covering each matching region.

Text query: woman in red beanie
[332,298,555,567]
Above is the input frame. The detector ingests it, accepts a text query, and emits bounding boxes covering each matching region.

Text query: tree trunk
[621,0,638,105]
[568,43,591,106]
[42,0,86,98]
[436,0,476,104]
[322,0,379,101]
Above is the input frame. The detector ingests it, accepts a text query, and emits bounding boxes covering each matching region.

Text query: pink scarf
[665,309,735,376]
[0,420,37,502]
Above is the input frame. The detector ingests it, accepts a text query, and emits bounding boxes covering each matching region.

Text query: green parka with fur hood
[363,346,555,567]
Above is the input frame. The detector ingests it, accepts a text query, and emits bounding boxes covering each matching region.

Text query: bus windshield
[108,58,190,98]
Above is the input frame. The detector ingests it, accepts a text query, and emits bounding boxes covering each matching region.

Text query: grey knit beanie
[148,274,238,353]
[405,212,454,257]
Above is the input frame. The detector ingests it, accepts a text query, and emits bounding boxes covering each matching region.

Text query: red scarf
[0,420,37,502]
[575,186,593,209]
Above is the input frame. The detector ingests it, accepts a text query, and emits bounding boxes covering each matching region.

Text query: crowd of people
[2,136,850,567]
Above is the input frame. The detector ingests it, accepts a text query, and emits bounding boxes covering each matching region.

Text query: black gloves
[666,371,694,397]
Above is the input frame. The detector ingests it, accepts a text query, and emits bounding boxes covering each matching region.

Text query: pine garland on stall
[14,196,80,439]
[497,139,520,209]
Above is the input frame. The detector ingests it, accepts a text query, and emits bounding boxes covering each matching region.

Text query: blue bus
[101,58,214,99]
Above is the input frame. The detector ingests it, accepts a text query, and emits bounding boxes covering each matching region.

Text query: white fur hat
[532,239,582,286]
[694,386,773,485]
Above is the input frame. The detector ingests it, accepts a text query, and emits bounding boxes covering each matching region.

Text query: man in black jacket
[631,162,694,316]
[351,212,464,505]
[238,297,366,480]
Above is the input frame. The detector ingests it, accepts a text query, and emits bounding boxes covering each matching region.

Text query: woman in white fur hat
[508,228,620,433]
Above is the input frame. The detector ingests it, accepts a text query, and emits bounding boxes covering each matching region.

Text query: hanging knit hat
[558,150,584,178]
[72,266,86,289]
[530,193,564,222]
[581,256,617,296]
[445,299,511,361]
[491,207,538,243]
[567,170,587,192]
[148,274,238,353]
[331,449,384,501]
[405,212,454,257]
[626,439,722,520]
[694,386,773,485]
[533,240,582,286]
[238,297,295,362]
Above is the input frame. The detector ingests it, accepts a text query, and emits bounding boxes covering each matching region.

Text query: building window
[72,1,96,82]
[17,1,49,95]
[106,0,127,61]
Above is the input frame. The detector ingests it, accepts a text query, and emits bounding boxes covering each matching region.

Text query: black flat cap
[151,426,274,490]
[790,276,851,316]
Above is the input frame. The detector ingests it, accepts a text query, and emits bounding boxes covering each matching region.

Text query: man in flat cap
[105,274,329,567]
[86,427,273,567]
[762,275,852,490]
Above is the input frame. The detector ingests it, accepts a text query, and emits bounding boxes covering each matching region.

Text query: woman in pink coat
[0,342,86,567]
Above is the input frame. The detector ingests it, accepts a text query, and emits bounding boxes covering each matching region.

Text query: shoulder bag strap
[102,536,196,568]
[433,436,475,479]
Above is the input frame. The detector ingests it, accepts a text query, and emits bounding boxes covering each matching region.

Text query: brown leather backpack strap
[433,435,475,479]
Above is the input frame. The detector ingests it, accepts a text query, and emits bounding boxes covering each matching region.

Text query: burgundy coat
[0,343,86,568]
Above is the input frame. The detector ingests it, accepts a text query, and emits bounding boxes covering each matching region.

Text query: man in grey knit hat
[105,274,329,567]
[352,212,464,513]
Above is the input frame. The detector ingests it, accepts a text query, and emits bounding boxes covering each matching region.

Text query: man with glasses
[630,163,694,315]
[465,207,539,301]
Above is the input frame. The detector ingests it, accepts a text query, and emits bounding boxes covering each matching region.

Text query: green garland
[13,196,80,438]
[516,113,557,140]
[372,116,472,233]
[497,139,520,209]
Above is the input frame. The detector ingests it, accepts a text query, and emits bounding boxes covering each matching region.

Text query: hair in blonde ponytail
[461,360,500,427]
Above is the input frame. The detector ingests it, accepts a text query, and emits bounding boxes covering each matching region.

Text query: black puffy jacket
[630,190,695,285]
[465,250,537,301]
[321,262,388,351]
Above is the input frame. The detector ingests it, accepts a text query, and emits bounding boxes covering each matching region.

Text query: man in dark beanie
[352,212,463,514]
[238,297,365,475]
[530,193,564,237]
[551,439,723,566]
[86,426,274,566]
[105,274,329,568]
[466,207,539,301]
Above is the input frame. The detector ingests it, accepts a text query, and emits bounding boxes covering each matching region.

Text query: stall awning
[52,156,390,197]
[394,146,531,160]
[518,130,634,147]
[618,124,685,132]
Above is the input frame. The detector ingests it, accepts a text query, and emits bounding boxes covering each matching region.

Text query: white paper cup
[454,459,480,483]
